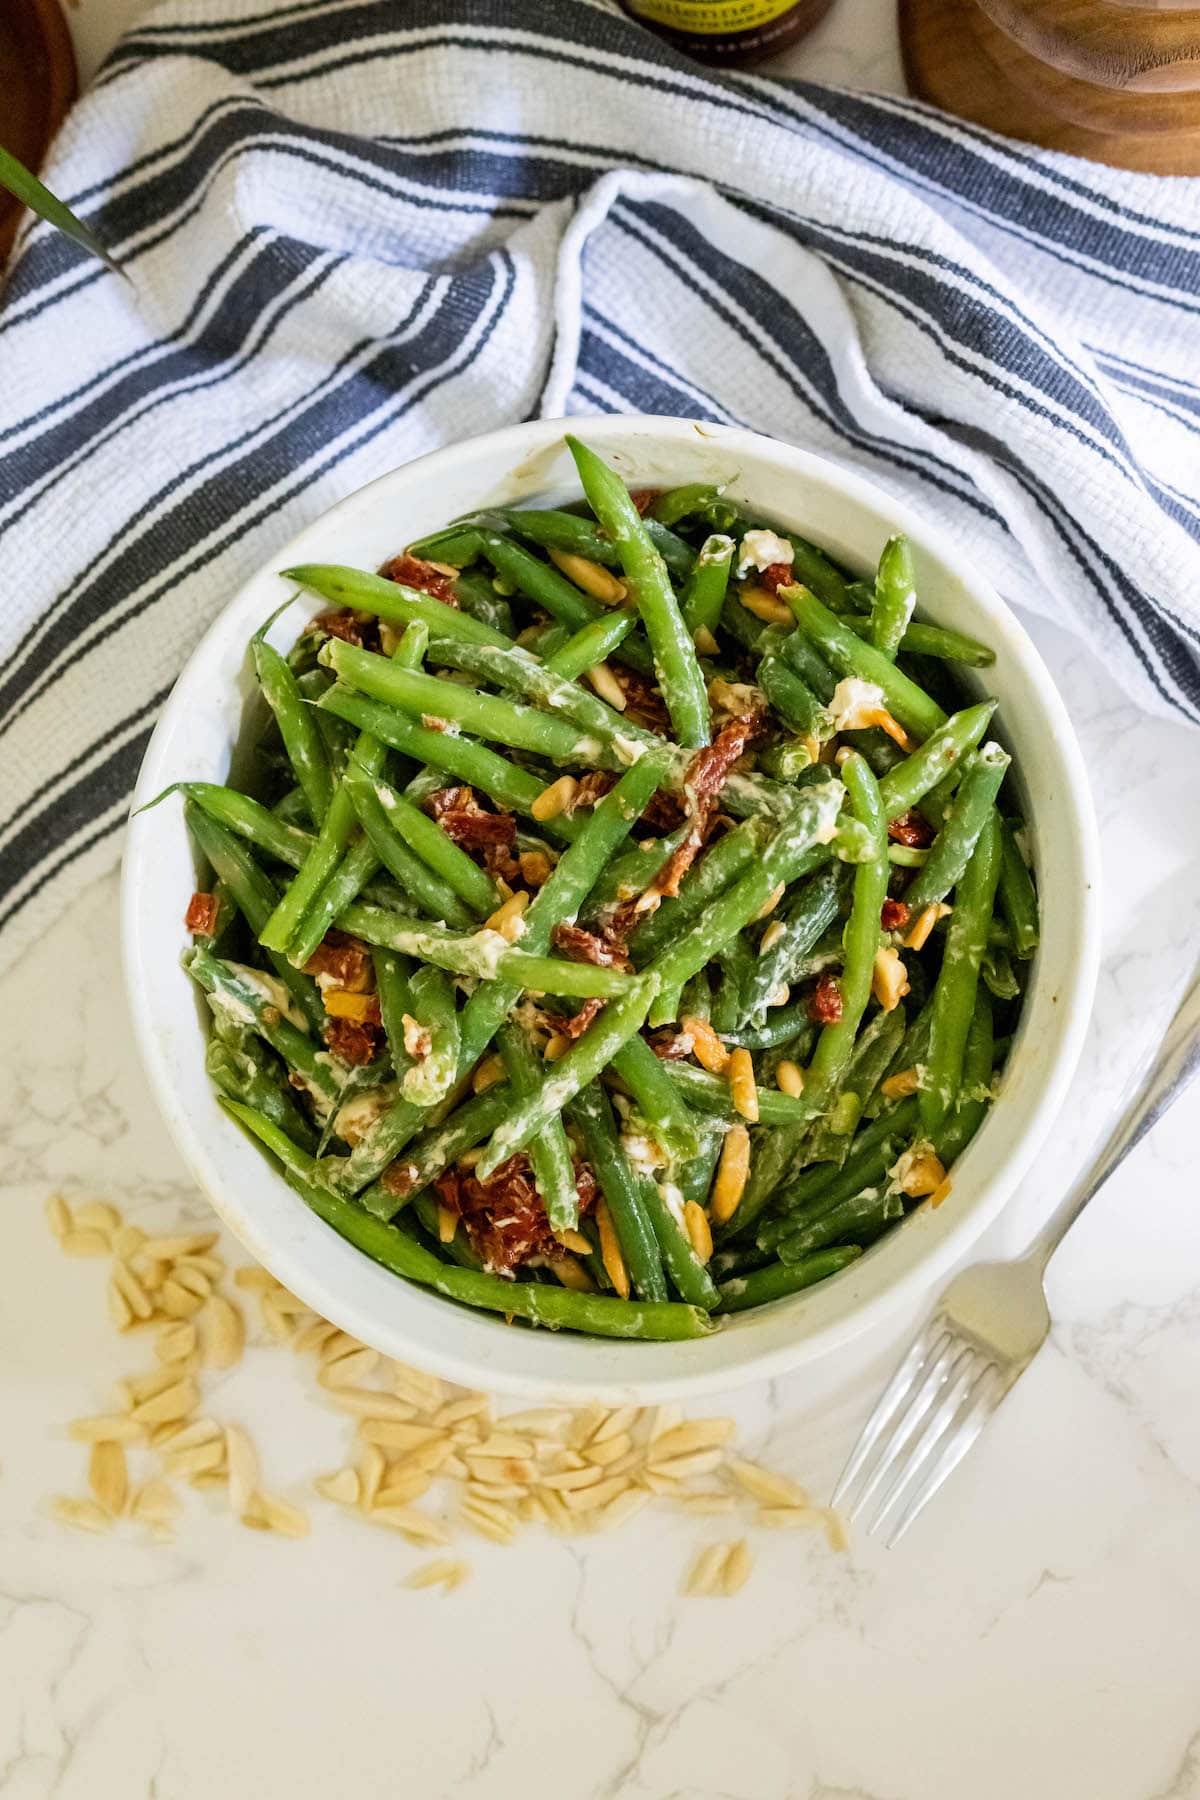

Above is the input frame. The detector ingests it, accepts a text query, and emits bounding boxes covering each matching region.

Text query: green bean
[658,1060,813,1127]
[205,1031,318,1153]
[680,534,734,640]
[921,814,1003,1132]
[633,1167,721,1310]
[478,532,603,634]
[784,537,853,613]
[784,585,946,741]
[903,743,1010,911]
[677,1127,723,1211]
[758,737,816,782]
[709,1241,775,1282]
[505,508,619,565]
[739,862,845,1026]
[372,946,416,1081]
[282,563,511,648]
[777,621,838,701]
[761,1099,921,1241]
[403,523,490,565]
[296,666,355,775]
[357,1084,513,1220]
[186,945,342,1110]
[997,820,1039,958]
[643,783,847,1027]
[630,818,771,961]
[803,754,889,1112]
[336,903,644,998]
[344,768,498,919]
[401,966,461,1107]
[288,832,382,971]
[776,1189,905,1262]
[420,638,673,778]
[869,534,916,662]
[184,802,324,1032]
[544,609,638,682]
[805,1004,906,1165]
[580,824,691,925]
[982,945,1021,1001]
[410,1192,483,1269]
[933,990,994,1164]
[720,1000,816,1050]
[332,754,668,1192]
[716,1244,862,1312]
[650,483,725,527]
[252,635,333,825]
[475,977,657,1178]
[608,1032,702,1160]
[319,689,580,842]
[341,773,478,928]
[841,612,995,667]
[876,701,998,816]
[451,569,514,637]
[568,437,710,749]
[709,930,754,1035]
[757,655,833,741]
[229,1102,714,1338]
[498,1022,580,1235]
[322,640,606,765]
[565,1085,667,1302]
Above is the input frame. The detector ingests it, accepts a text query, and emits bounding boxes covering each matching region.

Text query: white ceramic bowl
[124,415,1099,1402]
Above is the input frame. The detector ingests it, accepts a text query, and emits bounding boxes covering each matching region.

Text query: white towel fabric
[1,0,1198,973]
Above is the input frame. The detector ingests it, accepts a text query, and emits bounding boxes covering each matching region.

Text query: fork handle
[1029,963,1200,1271]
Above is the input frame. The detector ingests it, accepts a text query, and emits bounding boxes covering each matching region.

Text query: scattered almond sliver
[41,1198,850,1595]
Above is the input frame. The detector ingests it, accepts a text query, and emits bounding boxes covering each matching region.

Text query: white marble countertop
[4,4,1200,1798]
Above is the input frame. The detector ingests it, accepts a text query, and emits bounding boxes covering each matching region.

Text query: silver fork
[832,963,1200,1547]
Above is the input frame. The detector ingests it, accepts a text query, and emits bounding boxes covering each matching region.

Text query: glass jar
[620,0,837,67]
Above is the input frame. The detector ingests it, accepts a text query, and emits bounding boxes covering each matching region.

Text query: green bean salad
[165,436,1038,1343]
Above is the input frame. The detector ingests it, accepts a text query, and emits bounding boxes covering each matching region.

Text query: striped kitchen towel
[0,0,1197,971]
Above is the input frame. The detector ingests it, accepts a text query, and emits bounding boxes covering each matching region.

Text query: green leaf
[0,143,122,276]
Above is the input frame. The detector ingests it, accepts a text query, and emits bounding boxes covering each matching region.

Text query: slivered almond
[754,882,786,921]
[292,1317,340,1355]
[583,1433,632,1469]
[472,1054,506,1094]
[318,1346,380,1390]
[129,1479,179,1527]
[881,1066,921,1099]
[596,1488,652,1531]
[824,1508,850,1552]
[389,1362,445,1407]
[50,1495,112,1535]
[358,1420,444,1452]
[123,1366,182,1405]
[594,1199,630,1299]
[132,1378,199,1426]
[649,1404,683,1443]
[225,1425,259,1515]
[75,1201,120,1238]
[234,1266,281,1292]
[683,1200,713,1263]
[403,1558,469,1592]
[757,1506,824,1530]
[467,1431,534,1460]
[377,1471,433,1508]
[318,1330,364,1365]
[560,1475,632,1513]
[650,1419,735,1460]
[681,1014,729,1075]
[106,1281,134,1332]
[649,1448,725,1481]
[164,1440,226,1482]
[68,1413,143,1444]
[157,1417,222,1453]
[369,1506,451,1546]
[728,1459,809,1508]
[460,1496,519,1541]
[89,1441,128,1517]
[547,548,626,603]
[904,900,952,952]
[156,1321,198,1365]
[586,663,627,710]
[357,1445,386,1511]
[328,1389,416,1421]
[503,1409,568,1437]
[161,1278,206,1319]
[432,1395,490,1429]
[539,1465,604,1492]
[531,775,578,822]
[243,1492,309,1538]
[775,1060,804,1098]
[142,1231,219,1261]
[201,1294,244,1369]
[728,1048,759,1123]
[639,1471,688,1498]
[45,1193,73,1239]
[113,1224,147,1259]
[683,1542,730,1596]
[759,919,786,954]
[711,1125,751,1224]
[681,1494,737,1516]
[554,1228,593,1256]
[721,1539,754,1595]
[740,586,792,626]
[590,1405,639,1445]
[483,889,530,943]
[385,1439,454,1480]
[61,1230,111,1257]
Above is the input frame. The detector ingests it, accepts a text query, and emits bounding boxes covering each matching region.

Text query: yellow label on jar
[627,0,798,31]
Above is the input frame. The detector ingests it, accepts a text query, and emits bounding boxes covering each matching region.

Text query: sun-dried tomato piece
[567,771,615,815]
[323,1015,383,1066]
[425,786,517,865]
[378,553,460,606]
[305,931,371,992]
[759,562,795,595]
[313,608,377,648]
[881,898,911,932]
[439,809,516,850]
[648,716,760,902]
[888,809,935,849]
[559,997,604,1040]
[646,1029,693,1060]
[807,971,844,1025]
[629,488,660,516]
[429,1153,598,1275]
[552,923,632,971]
[613,669,672,735]
[185,891,220,937]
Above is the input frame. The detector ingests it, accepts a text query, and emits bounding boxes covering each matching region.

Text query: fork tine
[831,1322,949,1511]
[864,1350,986,1534]
[843,1335,966,1524]
[884,1369,1006,1548]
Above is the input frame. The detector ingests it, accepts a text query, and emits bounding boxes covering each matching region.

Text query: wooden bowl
[0,0,78,259]
[901,0,1200,173]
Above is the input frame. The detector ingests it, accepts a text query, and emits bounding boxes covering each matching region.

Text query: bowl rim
[122,413,1100,1402]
